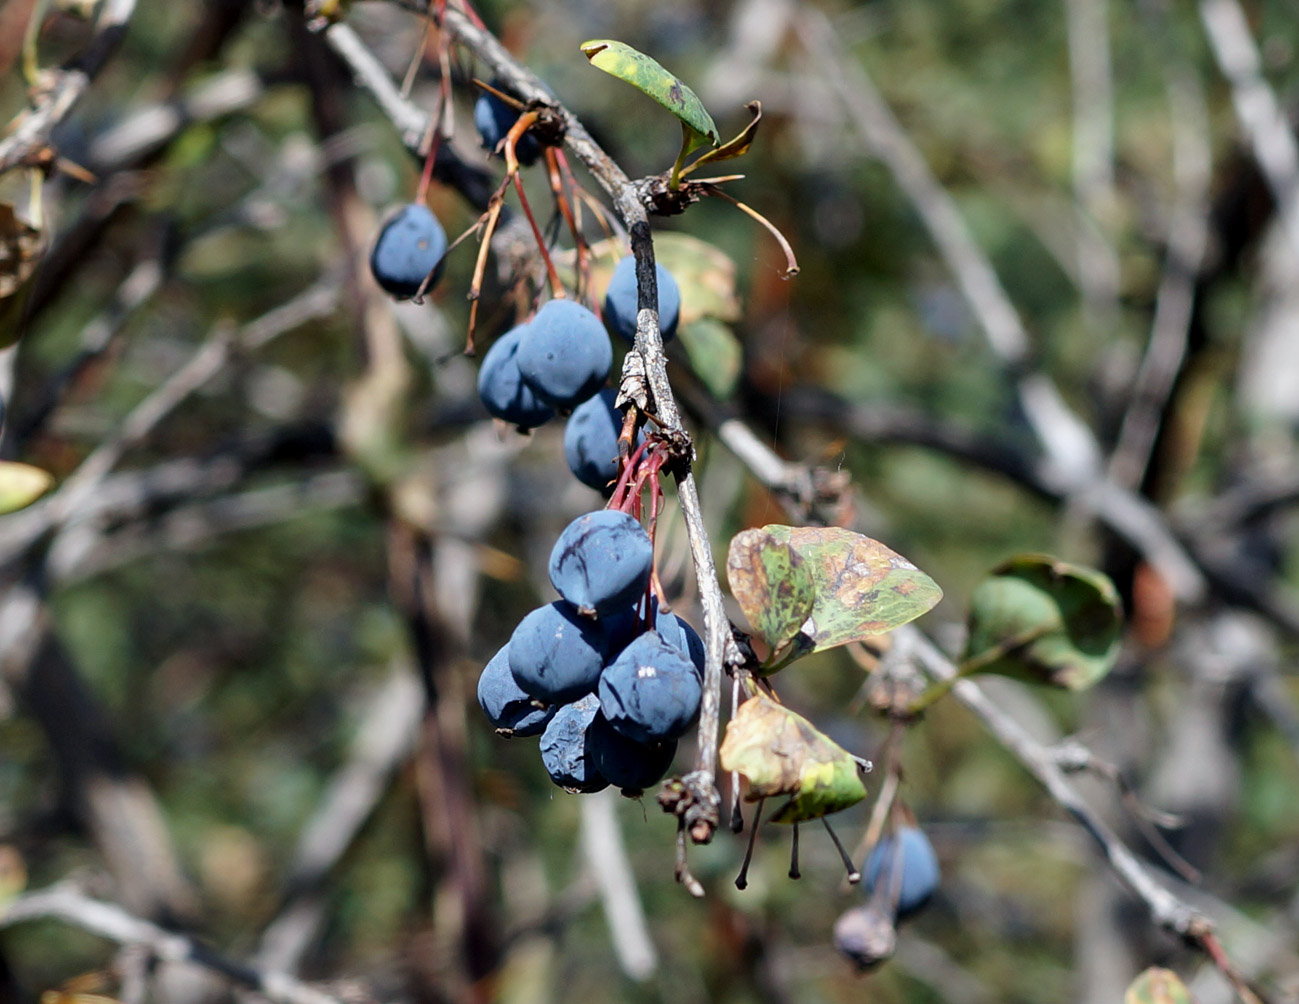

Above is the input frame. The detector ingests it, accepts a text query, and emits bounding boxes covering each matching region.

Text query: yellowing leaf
[580,39,719,153]
[720,693,868,822]
[1124,967,1195,1004]
[0,462,53,514]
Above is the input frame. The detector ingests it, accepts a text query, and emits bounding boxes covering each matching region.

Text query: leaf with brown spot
[726,528,816,659]
[760,525,942,654]
[719,693,868,823]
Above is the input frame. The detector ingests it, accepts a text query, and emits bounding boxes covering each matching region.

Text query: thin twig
[1198,0,1299,258]
[0,883,344,1004]
[793,9,1209,606]
[0,279,340,566]
[0,0,139,172]
[579,791,658,981]
[1109,3,1212,489]
[256,663,424,974]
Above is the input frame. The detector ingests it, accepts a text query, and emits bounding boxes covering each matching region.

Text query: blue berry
[563,388,643,492]
[587,713,676,795]
[477,324,555,430]
[655,608,705,677]
[549,510,653,617]
[516,299,612,409]
[474,90,542,166]
[539,694,608,792]
[508,601,609,704]
[598,632,701,743]
[603,255,680,344]
[477,646,554,737]
[863,826,940,918]
[370,203,447,299]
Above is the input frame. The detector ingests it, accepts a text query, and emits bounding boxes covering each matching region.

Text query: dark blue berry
[655,608,705,677]
[477,646,554,737]
[474,90,542,167]
[598,632,701,743]
[370,203,447,299]
[587,713,676,795]
[539,694,608,792]
[603,255,681,344]
[563,388,643,492]
[477,324,555,430]
[508,601,609,704]
[549,510,653,617]
[863,826,940,918]
[516,299,612,409]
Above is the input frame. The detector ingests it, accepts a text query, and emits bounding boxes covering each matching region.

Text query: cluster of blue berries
[476,258,680,490]
[477,509,705,795]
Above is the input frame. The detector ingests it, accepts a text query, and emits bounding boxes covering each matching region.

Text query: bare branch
[1199,0,1299,258]
[579,791,658,981]
[0,0,139,173]
[0,883,345,1004]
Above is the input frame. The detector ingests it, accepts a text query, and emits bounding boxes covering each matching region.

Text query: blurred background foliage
[1,0,1298,1002]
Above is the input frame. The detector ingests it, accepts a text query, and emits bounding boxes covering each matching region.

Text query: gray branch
[0,883,344,1004]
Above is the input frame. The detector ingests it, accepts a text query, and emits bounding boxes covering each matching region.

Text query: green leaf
[758,525,942,654]
[0,461,53,514]
[962,554,1123,690]
[726,529,817,657]
[719,693,868,823]
[677,318,741,398]
[580,39,719,153]
[1124,968,1195,1004]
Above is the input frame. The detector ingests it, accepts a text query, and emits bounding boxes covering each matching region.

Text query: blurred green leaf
[719,693,868,823]
[962,554,1122,690]
[653,232,742,324]
[678,318,741,399]
[0,461,53,514]
[1124,967,1195,1004]
[580,39,718,153]
[726,528,816,658]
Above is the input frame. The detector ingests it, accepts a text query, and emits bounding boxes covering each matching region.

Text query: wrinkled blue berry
[549,510,653,617]
[508,601,609,704]
[539,694,608,792]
